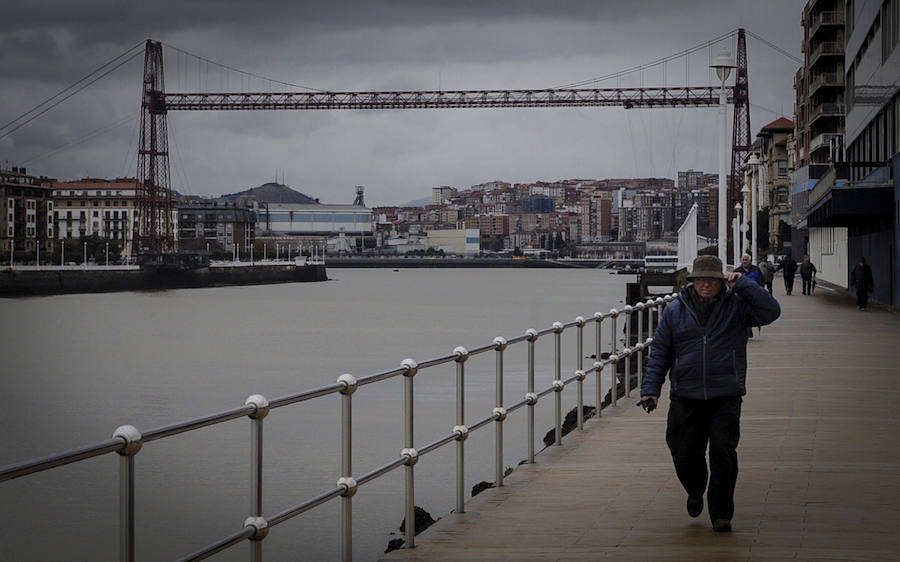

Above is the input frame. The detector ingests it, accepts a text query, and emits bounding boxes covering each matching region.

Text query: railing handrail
[1,293,678,561]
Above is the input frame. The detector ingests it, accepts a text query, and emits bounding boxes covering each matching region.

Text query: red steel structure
[730,29,752,231]
[135,33,750,254]
[134,40,174,255]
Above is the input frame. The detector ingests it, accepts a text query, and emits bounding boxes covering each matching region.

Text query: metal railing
[0,294,677,561]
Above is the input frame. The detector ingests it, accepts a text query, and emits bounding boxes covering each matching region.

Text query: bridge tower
[729,29,751,233]
[133,39,175,256]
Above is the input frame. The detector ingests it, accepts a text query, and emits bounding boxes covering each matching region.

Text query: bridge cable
[556,29,739,89]
[0,41,145,139]
[160,42,326,93]
[744,30,803,65]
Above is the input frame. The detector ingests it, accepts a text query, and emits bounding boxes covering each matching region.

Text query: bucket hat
[687,255,724,280]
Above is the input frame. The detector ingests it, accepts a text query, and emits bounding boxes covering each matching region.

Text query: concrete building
[793,0,847,265]
[1,167,54,261]
[256,203,373,236]
[806,0,899,305]
[426,228,480,256]
[432,186,458,205]
[755,118,796,255]
[51,178,138,255]
[177,202,256,255]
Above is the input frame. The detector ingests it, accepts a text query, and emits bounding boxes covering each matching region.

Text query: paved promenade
[383,280,900,561]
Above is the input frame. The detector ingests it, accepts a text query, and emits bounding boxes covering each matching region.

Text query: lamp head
[711,48,735,82]
[746,154,762,166]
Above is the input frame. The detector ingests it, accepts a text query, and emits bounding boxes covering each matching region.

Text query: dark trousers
[764,281,773,294]
[666,397,742,522]
[801,276,813,295]
[784,275,795,294]
[856,287,869,308]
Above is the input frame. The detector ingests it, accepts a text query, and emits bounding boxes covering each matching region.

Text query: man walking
[850,257,874,310]
[639,255,781,532]
[800,256,817,295]
[779,254,797,295]
[758,257,775,294]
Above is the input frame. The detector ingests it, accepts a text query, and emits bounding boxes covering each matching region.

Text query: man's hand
[637,395,658,413]
[725,271,742,289]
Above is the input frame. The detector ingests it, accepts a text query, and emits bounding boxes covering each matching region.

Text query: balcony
[809,132,841,155]
[809,72,844,96]
[809,41,843,67]
[809,102,845,126]
[810,11,844,39]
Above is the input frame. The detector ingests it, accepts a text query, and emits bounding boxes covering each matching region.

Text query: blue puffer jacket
[641,276,781,400]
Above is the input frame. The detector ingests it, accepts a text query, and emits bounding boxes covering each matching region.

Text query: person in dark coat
[799,256,817,295]
[850,257,874,310]
[640,255,781,533]
[733,253,763,286]
[779,254,798,295]
[758,258,775,294]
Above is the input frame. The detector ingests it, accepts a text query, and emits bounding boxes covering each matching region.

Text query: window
[777,160,788,177]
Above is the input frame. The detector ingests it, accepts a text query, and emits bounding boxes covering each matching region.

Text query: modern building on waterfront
[793,0,849,283]
[425,228,480,256]
[803,0,899,305]
[1,167,54,260]
[176,201,256,255]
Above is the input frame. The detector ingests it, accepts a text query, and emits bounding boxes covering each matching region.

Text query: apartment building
[755,118,796,254]
[177,201,256,254]
[793,0,847,262]
[1,167,54,260]
[51,179,137,255]
[810,0,900,304]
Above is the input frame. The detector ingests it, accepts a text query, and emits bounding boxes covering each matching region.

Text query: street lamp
[710,48,736,268]
[733,202,742,266]
[83,241,87,267]
[746,154,762,263]
[105,241,109,267]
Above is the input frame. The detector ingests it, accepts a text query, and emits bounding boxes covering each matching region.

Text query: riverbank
[0,263,328,297]
[325,257,619,268]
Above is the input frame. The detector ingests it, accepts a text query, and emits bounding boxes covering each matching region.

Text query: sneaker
[713,519,732,532]
[687,496,703,518]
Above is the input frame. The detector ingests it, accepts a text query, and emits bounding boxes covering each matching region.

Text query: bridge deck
[382,281,900,561]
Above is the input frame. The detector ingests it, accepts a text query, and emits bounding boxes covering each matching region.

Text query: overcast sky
[0,0,805,206]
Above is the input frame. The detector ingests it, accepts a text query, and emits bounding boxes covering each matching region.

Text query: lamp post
[746,154,762,263]
[83,241,87,267]
[710,48,736,268]
[733,202,742,265]
[60,241,64,266]
[105,242,109,267]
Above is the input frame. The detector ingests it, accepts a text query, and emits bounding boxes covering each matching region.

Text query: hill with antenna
[220,182,319,204]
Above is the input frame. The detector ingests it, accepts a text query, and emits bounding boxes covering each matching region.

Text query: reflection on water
[0,268,632,561]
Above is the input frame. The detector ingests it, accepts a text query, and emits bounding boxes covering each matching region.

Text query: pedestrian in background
[640,255,781,533]
[758,257,775,294]
[779,254,797,295]
[734,253,763,286]
[800,256,817,295]
[850,257,874,311]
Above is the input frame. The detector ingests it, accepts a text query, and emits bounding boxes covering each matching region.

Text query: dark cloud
[0,0,805,205]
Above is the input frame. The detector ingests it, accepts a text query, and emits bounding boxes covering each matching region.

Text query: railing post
[552,322,564,446]
[493,337,508,487]
[337,374,358,562]
[113,425,142,562]
[646,297,656,358]
[244,395,270,562]
[400,358,419,549]
[623,305,633,397]
[524,329,538,464]
[609,309,618,407]
[593,313,603,417]
[575,317,585,430]
[453,346,469,514]
[636,303,645,391]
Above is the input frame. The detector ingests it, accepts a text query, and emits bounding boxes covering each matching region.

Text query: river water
[0,267,634,561]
